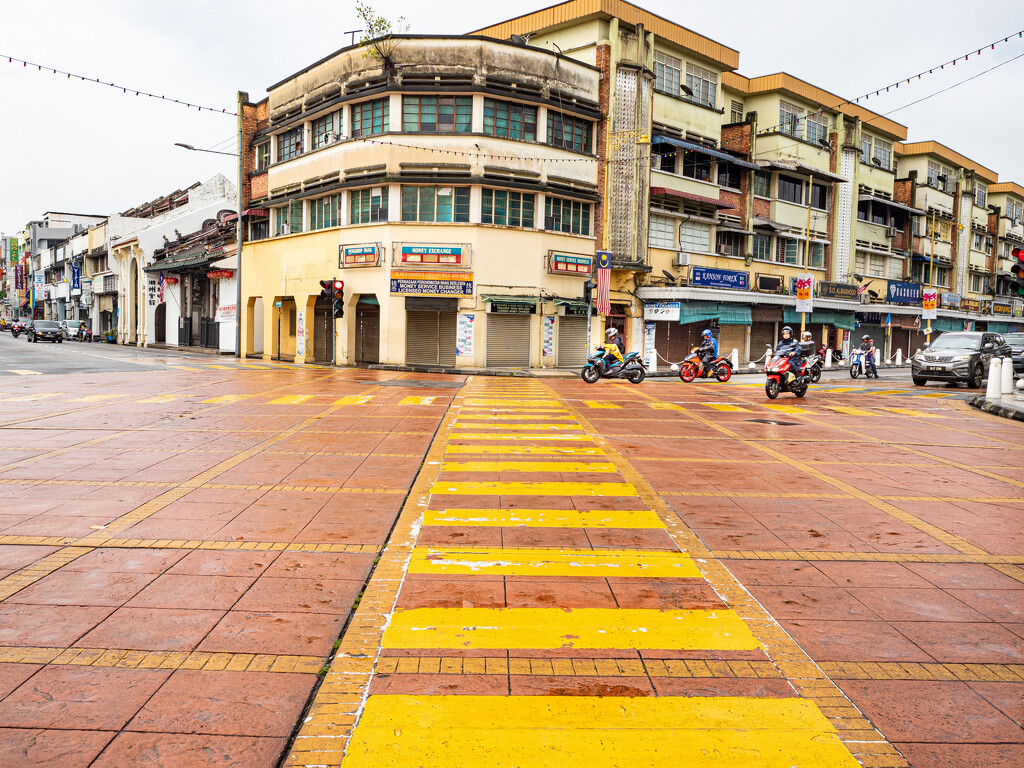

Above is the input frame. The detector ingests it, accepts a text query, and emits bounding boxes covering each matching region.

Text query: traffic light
[318,279,333,301]
[332,279,345,319]
[582,279,595,305]
[1011,247,1024,297]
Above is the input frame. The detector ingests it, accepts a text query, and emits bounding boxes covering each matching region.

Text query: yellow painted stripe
[444,445,604,455]
[169,365,203,371]
[455,414,574,420]
[442,461,616,473]
[200,394,251,404]
[70,394,126,402]
[4,370,43,376]
[409,547,700,578]
[762,404,810,415]
[819,387,861,393]
[345,696,860,768]
[465,399,560,406]
[912,391,957,398]
[866,389,915,395]
[204,364,237,370]
[334,395,374,405]
[383,607,760,650]
[823,405,874,416]
[269,394,314,405]
[460,408,569,414]
[450,433,592,441]
[139,394,186,403]
[430,481,636,496]
[454,423,583,431]
[346,695,858,766]
[399,396,437,405]
[584,401,621,409]
[648,402,684,410]
[0,392,61,401]
[423,508,665,528]
[881,407,942,418]
[701,403,751,412]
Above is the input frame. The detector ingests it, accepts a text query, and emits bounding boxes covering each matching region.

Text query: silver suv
[911,331,1011,388]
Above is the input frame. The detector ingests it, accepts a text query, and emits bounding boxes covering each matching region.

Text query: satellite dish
[661,269,676,283]
[510,34,529,46]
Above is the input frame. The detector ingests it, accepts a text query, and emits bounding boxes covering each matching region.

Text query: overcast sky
[2,0,1022,235]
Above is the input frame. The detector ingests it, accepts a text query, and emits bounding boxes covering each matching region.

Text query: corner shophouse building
[239,37,602,369]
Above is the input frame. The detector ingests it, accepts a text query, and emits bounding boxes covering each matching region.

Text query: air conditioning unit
[674,253,690,267]
[717,243,733,256]
[886,226,897,238]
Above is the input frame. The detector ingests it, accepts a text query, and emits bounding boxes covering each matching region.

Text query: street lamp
[175,140,243,358]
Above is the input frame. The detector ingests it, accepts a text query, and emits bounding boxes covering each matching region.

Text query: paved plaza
[0,340,1021,767]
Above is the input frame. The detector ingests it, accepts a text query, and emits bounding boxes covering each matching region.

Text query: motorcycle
[581,345,646,384]
[678,347,733,383]
[806,347,824,383]
[75,326,91,343]
[764,351,810,399]
[849,349,876,379]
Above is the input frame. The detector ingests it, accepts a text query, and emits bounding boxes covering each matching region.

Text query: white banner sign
[921,289,938,321]
[215,304,237,323]
[643,301,681,321]
[795,273,814,314]
[456,313,475,356]
[643,322,657,368]
[542,316,554,357]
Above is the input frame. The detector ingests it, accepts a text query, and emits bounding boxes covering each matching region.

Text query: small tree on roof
[355,2,409,79]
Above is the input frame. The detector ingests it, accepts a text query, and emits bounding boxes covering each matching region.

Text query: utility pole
[927,209,936,342]
[802,174,813,335]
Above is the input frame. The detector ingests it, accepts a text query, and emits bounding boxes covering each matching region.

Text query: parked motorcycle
[581,346,646,384]
[678,347,733,382]
[764,351,810,399]
[849,349,876,379]
[806,347,824,383]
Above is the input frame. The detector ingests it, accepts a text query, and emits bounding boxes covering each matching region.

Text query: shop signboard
[643,301,681,321]
[488,300,536,315]
[394,243,470,269]
[922,288,938,320]
[992,302,1012,316]
[562,304,589,316]
[690,266,748,290]
[819,281,859,301]
[960,297,981,313]
[339,243,382,268]
[755,274,784,293]
[215,304,236,323]
[389,270,473,298]
[549,252,593,276]
[1013,300,1023,318]
[940,292,961,309]
[885,280,921,305]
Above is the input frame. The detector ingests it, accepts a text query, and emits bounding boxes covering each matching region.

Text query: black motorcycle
[581,349,646,384]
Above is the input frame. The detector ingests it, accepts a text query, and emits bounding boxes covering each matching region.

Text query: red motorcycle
[679,347,733,382]
[764,351,809,399]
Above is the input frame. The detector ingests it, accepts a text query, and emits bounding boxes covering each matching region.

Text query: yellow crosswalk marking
[823,405,874,416]
[864,389,915,395]
[912,392,957,398]
[881,407,943,418]
[465,399,560,407]
[334,395,374,405]
[269,394,314,405]
[409,547,700,578]
[200,394,251,404]
[430,481,636,496]
[139,394,186,403]
[4,369,42,376]
[702,403,751,412]
[344,696,861,768]
[383,607,760,650]
[455,414,574,421]
[399,396,437,406]
[70,394,126,402]
[444,445,604,455]
[762,404,810,415]
[0,392,61,401]
[647,402,684,410]
[441,461,616,473]
[454,423,583,431]
[423,508,663,528]
[584,401,621,409]
[818,387,860,393]
[450,433,591,441]
[169,365,203,371]
[204,365,237,370]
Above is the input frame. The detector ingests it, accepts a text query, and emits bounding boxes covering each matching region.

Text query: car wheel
[967,363,984,389]
[912,376,928,386]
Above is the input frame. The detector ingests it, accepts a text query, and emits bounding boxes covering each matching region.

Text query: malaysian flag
[856,284,868,294]
[595,250,611,316]
[158,272,168,303]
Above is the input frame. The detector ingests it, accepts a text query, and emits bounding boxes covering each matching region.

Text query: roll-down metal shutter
[405,310,457,366]
[486,314,531,367]
[313,299,333,364]
[437,312,457,367]
[356,304,380,363]
[556,316,589,367]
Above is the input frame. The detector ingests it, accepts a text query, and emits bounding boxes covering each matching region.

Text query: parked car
[911,331,1011,387]
[1005,332,1024,377]
[26,319,63,343]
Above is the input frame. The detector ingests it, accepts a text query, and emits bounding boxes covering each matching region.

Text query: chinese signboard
[390,270,473,298]
[885,280,921,305]
[690,266,748,290]
[643,301,681,321]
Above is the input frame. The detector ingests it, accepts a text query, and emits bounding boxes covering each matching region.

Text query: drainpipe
[235,91,244,358]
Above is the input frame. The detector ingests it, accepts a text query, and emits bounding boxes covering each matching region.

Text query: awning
[930,317,962,333]
[553,298,588,307]
[652,136,760,170]
[758,160,847,183]
[650,187,736,209]
[678,300,752,326]
[223,208,270,222]
[752,217,793,232]
[481,294,538,305]
[858,194,925,216]
[144,248,228,273]
[717,221,756,236]
[783,308,856,330]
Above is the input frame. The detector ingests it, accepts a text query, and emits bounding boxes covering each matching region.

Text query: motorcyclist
[859,335,878,377]
[602,326,625,369]
[800,330,816,357]
[696,329,718,372]
[775,326,805,383]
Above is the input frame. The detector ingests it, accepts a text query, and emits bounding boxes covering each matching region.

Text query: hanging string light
[1,53,236,115]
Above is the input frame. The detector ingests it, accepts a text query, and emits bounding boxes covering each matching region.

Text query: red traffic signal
[333,279,344,290]
[332,280,344,301]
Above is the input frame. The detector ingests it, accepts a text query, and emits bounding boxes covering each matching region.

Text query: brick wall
[594,44,611,251]
[240,98,269,209]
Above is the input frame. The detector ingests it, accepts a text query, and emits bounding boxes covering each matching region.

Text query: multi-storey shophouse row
[986,182,1024,327]
[893,141,1012,335]
[239,35,602,368]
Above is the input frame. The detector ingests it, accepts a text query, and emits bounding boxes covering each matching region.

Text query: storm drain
[744,419,802,426]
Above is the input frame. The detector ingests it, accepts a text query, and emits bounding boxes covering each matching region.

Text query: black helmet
[862,335,871,340]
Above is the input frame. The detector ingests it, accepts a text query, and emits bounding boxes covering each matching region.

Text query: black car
[26,319,63,343]
[911,331,1011,387]
[1005,332,1024,376]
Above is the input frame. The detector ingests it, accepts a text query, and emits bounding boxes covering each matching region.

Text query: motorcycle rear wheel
[581,366,600,384]
[714,365,732,383]
[626,367,645,384]
[679,362,697,382]
[794,384,808,398]
[765,380,780,399]
[810,365,821,383]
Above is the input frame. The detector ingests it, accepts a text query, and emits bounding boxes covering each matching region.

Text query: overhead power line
[0,53,237,116]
